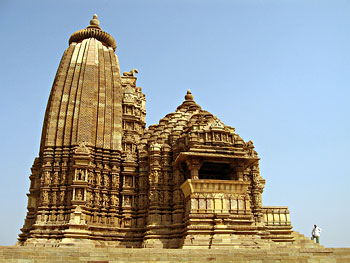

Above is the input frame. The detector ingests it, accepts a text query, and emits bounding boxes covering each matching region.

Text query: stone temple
[19,15,296,248]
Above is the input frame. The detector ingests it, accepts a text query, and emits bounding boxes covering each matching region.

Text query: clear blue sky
[0,0,349,247]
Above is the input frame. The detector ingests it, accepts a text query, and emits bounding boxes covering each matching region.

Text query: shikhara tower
[19,15,296,248]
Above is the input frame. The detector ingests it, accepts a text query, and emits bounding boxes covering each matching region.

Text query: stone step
[0,246,349,263]
[291,231,325,249]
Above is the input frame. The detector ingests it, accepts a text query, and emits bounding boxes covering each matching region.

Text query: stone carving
[59,191,65,204]
[102,194,109,207]
[124,196,131,206]
[75,189,83,201]
[42,190,49,204]
[123,69,138,77]
[86,191,92,204]
[111,194,119,206]
[125,152,135,162]
[123,94,135,103]
[61,171,66,185]
[111,173,118,186]
[159,191,164,204]
[44,171,51,185]
[246,140,258,157]
[53,172,59,185]
[96,172,102,186]
[152,170,159,184]
[150,143,162,152]
[210,119,224,130]
[96,192,102,206]
[74,141,90,154]
[88,172,94,185]
[124,176,132,187]
[104,174,110,188]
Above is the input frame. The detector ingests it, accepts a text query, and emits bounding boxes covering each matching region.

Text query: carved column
[147,143,162,225]
[109,152,121,226]
[160,144,172,225]
[251,163,265,223]
[38,147,54,224]
[142,143,163,247]
[235,165,244,181]
[137,141,149,229]
[185,158,202,180]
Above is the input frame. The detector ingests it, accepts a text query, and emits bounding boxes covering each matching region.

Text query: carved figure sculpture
[123,68,138,77]
[76,189,83,201]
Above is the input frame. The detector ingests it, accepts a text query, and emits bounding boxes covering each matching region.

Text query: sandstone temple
[19,15,295,249]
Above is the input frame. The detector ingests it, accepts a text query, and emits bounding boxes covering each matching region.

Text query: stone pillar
[147,143,162,225]
[109,156,121,226]
[251,164,265,224]
[37,147,54,225]
[186,158,202,180]
[143,143,165,248]
[235,166,244,181]
[137,141,149,229]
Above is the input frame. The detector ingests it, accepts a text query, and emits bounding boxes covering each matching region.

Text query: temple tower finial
[69,14,117,50]
[87,14,101,29]
[185,89,194,101]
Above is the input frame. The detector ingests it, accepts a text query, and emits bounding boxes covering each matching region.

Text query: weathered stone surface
[1,246,350,263]
[18,15,316,249]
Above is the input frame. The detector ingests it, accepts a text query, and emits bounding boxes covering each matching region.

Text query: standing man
[311,224,322,244]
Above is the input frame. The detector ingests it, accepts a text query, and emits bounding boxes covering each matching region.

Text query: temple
[19,15,297,248]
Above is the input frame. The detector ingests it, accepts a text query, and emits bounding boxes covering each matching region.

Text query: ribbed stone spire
[40,15,122,151]
[19,16,126,245]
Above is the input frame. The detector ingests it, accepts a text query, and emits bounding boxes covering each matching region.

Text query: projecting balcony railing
[262,206,291,226]
[181,179,251,214]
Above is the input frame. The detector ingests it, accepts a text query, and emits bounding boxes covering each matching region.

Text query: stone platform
[1,246,350,263]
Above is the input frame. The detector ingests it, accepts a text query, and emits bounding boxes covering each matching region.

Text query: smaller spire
[87,14,101,30]
[185,89,194,101]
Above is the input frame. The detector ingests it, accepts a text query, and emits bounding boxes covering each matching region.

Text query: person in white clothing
[311,224,322,244]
